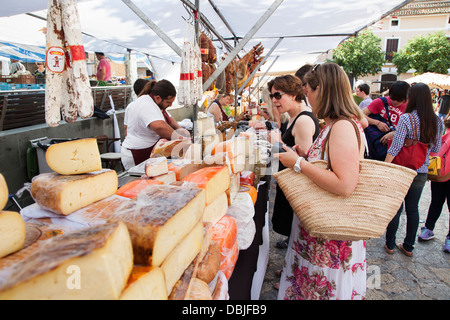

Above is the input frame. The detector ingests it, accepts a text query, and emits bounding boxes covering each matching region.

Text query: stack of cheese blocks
[0,138,223,300]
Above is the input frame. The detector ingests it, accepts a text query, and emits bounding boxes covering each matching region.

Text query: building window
[380,74,397,93]
[385,38,399,62]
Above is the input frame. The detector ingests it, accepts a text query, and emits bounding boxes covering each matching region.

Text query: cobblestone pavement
[259,177,450,300]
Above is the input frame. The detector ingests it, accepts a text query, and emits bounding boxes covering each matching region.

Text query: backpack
[364,97,394,161]
[428,130,450,182]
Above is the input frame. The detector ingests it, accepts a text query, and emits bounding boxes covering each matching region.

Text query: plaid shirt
[388,110,443,173]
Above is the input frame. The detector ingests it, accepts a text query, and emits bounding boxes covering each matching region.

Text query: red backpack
[429,129,450,182]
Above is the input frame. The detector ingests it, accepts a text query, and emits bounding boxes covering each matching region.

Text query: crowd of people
[119,61,449,300]
[269,62,449,300]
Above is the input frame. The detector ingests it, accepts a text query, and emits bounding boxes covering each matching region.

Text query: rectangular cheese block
[202,152,244,175]
[150,171,176,184]
[168,159,201,181]
[30,170,118,216]
[120,266,168,300]
[196,116,216,136]
[203,192,228,225]
[161,221,204,294]
[210,138,246,159]
[109,185,205,267]
[150,139,191,158]
[145,157,168,178]
[116,180,164,199]
[202,133,222,156]
[0,222,133,300]
[0,211,26,259]
[182,166,231,205]
[45,138,102,175]
[183,143,203,164]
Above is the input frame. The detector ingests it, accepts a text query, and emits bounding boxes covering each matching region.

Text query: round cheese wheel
[0,174,8,210]
[220,241,239,280]
[239,185,257,205]
[211,216,237,253]
[115,179,163,199]
[197,241,221,284]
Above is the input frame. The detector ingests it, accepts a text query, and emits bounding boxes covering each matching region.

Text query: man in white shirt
[356,83,373,110]
[121,79,190,169]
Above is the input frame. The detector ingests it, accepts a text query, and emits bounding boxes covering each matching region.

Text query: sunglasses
[269,91,285,100]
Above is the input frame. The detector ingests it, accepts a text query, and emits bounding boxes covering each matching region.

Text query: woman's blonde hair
[313,63,363,121]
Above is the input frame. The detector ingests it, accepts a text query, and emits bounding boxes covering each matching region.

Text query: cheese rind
[120,266,168,300]
[182,166,230,205]
[0,222,134,300]
[0,174,8,210]
[45,138,102,175]
[30,170,119,215]
[110,185,205,267]
[161,222,204,294]
[0,211,26,259]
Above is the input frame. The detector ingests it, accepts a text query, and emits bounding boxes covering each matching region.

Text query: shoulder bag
[274,118,417,241]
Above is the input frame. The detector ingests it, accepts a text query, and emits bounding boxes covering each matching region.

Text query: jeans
[386,173,428,252]
[426,180,450,237]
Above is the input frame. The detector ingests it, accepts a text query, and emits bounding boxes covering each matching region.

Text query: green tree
[332,30,385,82]
[392,31,450,75]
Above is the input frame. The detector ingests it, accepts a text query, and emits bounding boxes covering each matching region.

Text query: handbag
[364,97,394,161]
[389,113,428,170]
[428,156,441,177]
[274,118,417,241]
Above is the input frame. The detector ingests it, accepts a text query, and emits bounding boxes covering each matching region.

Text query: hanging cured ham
[44,0,93,127]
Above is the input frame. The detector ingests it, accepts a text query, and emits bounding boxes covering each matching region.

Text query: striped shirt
[388,110,443,173]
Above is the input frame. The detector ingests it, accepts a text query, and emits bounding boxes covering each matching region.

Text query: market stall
[0,114,274,300]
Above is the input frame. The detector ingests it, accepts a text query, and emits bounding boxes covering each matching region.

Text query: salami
[44,0,65,127]
[60,0,93,119]
[44,0,93,126]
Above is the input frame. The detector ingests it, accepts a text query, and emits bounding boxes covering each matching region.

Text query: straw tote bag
[273,118,417,241]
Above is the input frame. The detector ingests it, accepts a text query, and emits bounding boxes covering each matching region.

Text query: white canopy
[1,0,410,80]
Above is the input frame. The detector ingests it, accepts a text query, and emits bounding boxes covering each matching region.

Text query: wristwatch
[293,156,305,173]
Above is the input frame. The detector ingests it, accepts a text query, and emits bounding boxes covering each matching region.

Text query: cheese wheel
[196,241,221,284]
[116,179,164,199]
[110,185,205,267]
[187,278,212,300]
[30,169,118,215]
[182,166,230,205]
[239,185,257,205]
[0,211,26,259]
[0,222,133,300]
[211,216,238,274]
[0,173,8,210]
[45,138,102,175]
[240,170,255,186]
[220,241,239,280]
[150,139,191,158]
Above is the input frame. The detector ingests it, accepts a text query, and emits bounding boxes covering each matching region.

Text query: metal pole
[122,0,182,57]
[193,0,200,142]
[202,0,284,91]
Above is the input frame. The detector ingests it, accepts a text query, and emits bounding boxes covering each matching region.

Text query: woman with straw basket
[274,63,368,300]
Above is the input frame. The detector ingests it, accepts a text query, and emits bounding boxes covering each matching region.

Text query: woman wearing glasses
[269,75,320,250]
[275,63,367,300]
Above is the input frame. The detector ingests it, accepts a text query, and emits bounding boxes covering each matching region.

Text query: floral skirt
[277,215,367,300]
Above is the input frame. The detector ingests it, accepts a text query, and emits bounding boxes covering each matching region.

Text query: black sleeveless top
[279,110,320,171]
[272,110,320,237]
